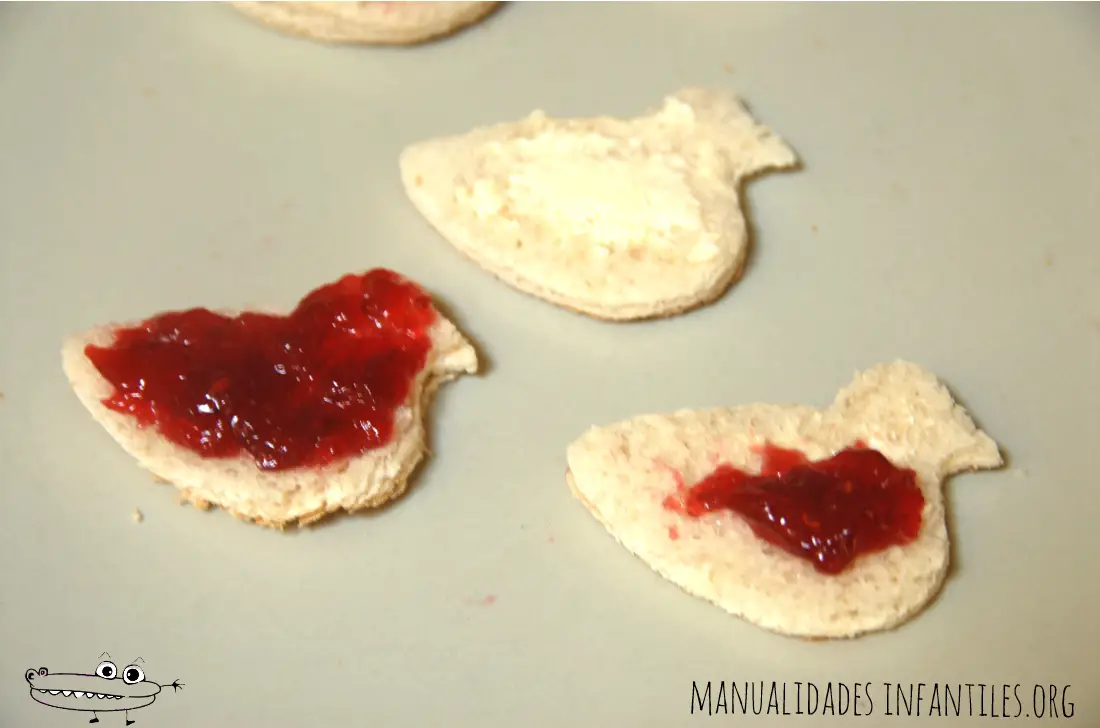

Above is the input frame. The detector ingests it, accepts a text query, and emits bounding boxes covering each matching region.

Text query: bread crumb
[1044,254,1054,266]
[140,86,156,98]
[722,62,733,74]
[811,224,819,233]
[178,492,212,510]
[133,508,143,524]
[547,534,555,544]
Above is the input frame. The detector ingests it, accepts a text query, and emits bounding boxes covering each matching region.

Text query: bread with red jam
[230,1,501,46]
[565,362,1003,639]
[61,270,478,529]
[399,88,798,321]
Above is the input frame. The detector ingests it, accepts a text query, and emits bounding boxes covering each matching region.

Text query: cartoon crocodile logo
[25,653,183,725]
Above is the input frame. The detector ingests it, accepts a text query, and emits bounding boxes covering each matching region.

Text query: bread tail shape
[62,269,478,529]
[400,87,798,321]
[230,2,501,46]
[566,361,1003,639]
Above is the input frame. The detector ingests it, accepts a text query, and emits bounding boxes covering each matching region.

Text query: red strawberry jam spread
[84,269,437,471]
[663,443,925,574]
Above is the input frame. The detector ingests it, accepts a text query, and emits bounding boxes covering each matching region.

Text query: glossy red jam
[663,443,924,574]
[85,269,437,471]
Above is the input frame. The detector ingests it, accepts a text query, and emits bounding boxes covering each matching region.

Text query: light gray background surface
[1,2,1098,726]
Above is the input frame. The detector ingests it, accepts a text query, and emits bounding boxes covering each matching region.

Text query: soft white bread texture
[400,87,798,321]
[566,362,1003,639]
[62,315,477,529]
[230,2,500,46]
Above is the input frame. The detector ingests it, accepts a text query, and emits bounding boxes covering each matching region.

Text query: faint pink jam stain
[654,458,688,512]
[651,458,686,489]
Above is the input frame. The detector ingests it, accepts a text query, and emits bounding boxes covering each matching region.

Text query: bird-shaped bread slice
[566,362,1003,638]
[62,269,478,529]
[400,87,798,321]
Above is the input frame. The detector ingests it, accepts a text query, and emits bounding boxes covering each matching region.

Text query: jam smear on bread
[85,269,437,471]
[663,443,924,574]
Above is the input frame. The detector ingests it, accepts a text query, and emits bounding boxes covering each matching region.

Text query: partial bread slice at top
[230,2,501,46]
[566,362,1003,639]
[400,88,798,321]
[62,310,477,529]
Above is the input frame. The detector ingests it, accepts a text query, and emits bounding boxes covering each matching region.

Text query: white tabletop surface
[1,2,1098,726]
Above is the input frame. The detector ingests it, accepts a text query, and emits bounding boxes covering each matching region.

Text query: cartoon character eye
[95,661,117,679]
[122,665,145,684]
